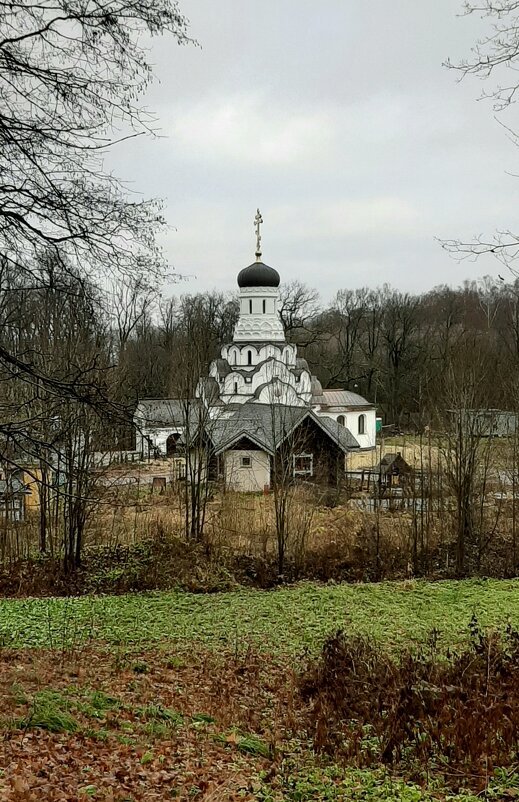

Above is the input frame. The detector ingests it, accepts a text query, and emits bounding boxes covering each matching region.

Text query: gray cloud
[106,0,518,300]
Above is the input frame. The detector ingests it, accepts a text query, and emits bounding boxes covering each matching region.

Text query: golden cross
[254,208,263,260]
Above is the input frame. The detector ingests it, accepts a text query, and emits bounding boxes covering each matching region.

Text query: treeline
[3,255,518,445]
[113,276,519,426]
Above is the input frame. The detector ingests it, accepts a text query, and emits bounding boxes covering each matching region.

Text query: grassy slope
[1,577,518,651]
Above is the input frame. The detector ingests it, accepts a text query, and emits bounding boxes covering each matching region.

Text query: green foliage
[1,579,519,653]
[236,735,270,758]
[77,690,121,719]
[258,765,481,801]
[140,750,154,765]
[138,704,184,726]
[191,712,215,724]
[18,689,79,733]
[132,661,149,674]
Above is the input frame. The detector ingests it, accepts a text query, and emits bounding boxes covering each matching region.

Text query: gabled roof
[203,403,359,456]
[377,452,413,474]
[315,414,360,451]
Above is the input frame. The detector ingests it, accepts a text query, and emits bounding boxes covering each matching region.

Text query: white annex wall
[317,409,377,450]
[139,426,183,456]
[224,450,270,492]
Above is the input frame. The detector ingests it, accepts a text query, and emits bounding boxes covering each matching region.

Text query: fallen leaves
[0,645,288,801]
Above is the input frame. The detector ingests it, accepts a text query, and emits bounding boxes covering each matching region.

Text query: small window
[249,299,253,314]
[295,375,300,383]
[245,376,252,384]
[247,350,252,365]
[262,299,266,314]
[241,456,251,467]
[337,415,345,426]
[293,454,313,476]
[358,414,366,435]
[234,381,238,394]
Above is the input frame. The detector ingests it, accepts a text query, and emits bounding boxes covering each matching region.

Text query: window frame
[293,453,313,477]
[241,456,252,468]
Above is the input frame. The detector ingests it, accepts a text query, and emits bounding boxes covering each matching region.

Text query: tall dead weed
[299,619,519,791]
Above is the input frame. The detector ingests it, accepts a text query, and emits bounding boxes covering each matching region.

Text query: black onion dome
[237,261,280,288]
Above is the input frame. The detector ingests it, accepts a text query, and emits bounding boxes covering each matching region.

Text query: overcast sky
[107,1,519,301]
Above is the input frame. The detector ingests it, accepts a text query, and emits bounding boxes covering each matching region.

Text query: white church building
[135,213,376,489]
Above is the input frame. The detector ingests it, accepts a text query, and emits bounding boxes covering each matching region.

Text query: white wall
[224,449,270,492]
[316,408,377,450]
[219,358,311,405]
[138,426,183,456]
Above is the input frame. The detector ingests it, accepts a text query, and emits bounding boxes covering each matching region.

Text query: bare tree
[279,281,322,347]
[438,348,496,576]
[443,1,519,267]
[0,0,191,461]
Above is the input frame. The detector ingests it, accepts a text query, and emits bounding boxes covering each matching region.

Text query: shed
[377,452,413,489]
[351,452,414,493]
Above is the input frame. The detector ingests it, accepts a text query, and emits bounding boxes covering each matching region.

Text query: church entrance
[166,433,180,457]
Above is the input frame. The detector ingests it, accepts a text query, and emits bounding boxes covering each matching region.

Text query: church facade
[135,215,377,490]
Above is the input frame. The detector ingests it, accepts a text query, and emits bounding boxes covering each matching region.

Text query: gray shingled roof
[134,399,201,427]
[202,403,359,455]
[316,414,361,451]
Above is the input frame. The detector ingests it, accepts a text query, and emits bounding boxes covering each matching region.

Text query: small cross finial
[254,208,263,261]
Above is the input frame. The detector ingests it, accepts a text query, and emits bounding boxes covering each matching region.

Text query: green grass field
[1,577,518,652]
[2,579,519,800]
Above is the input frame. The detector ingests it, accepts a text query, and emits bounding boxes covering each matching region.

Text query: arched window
[247,350,252,365]
[262,299,266,314]
[337,415,345,426]
[249,299,253,314]
[232,350,237,366]
[166,433,180,457]
[234,381,238,394]
[358,414,366,435]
